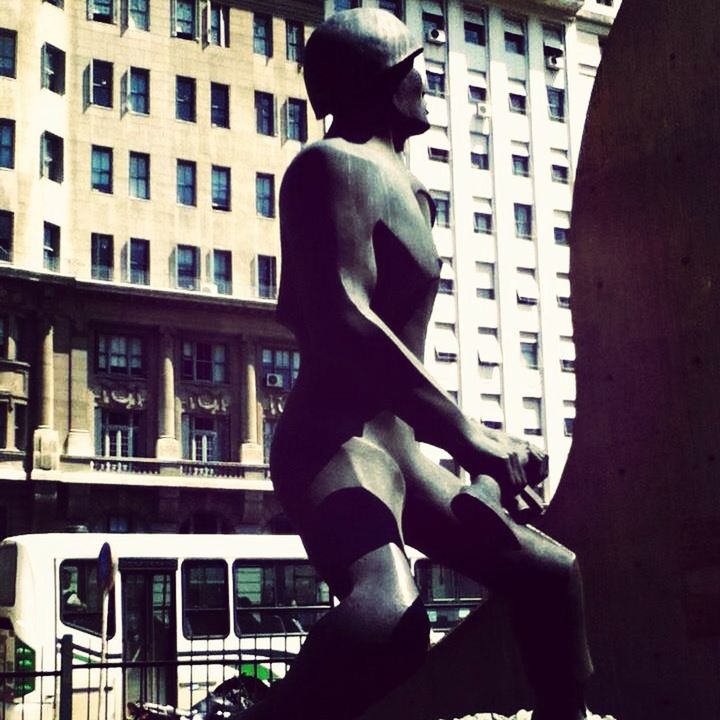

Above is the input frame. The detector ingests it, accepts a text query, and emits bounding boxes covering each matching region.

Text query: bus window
[59,560,116,637]
[233,562,331,636]
[414,561,487,631]
[0,544,17,606]
[181,560,229,639]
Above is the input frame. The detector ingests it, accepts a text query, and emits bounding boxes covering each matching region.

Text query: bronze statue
[240,9,596,720]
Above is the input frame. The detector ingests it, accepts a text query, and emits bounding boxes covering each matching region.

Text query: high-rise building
[0,0,618,537]
[323,0,619,496]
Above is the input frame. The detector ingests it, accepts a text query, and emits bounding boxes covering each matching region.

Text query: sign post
[97,542,113,720]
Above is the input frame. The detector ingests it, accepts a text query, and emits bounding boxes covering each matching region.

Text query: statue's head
[304,8,427,141]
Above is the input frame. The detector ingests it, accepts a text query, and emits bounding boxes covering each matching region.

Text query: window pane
[182,561,229,638]
[211,82,229,127]
[60,561,115,637]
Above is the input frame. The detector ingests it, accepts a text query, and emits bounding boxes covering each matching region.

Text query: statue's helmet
[304,8,423,119]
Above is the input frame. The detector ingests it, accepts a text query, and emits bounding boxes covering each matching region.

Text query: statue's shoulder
[285,138,384,184]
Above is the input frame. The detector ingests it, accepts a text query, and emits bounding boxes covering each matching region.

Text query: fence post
[59,634,73,720]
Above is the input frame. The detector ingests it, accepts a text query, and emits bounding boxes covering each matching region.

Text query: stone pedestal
[33,426,60,471]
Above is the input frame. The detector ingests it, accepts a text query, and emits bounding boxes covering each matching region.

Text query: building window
[470,133,489,170]
[256,173,275,217]
[91,233,113,280]
[87,0,114,23]
[182,414,229,462]
[468,84,487,103]
[90,59,113,107]
[0,29,17,78]
[438,259,454,295]
[208,2,229,47]
[474,211,492,234]
[504,16,525,54]
[177,160,196,206]
[431,191,450,228]
[211,165,230,210]
[255,91,275,135]
[0,210,12,262]
[173,0,196,39]
[0,317,6,357]
[480,394,503,430]
[211,82,229,127]
[434,323,459,363]
[476,262,495,300]
[41,44,65,94]
[257,254,277,299]
[523,397,542,437]
[426,63,445,97]
[40,131,64,182]
[428,147,449,163]
[551,149,570,183]
[182,340,227,383]
[97,333,144,376]
[176,76,196,122]
[43,222,60,271]
[478,328,502,367]
[596,0,614,6]
[508,80,527,114]
[91,145,113,193]
[128,67,149,114]
[96,409,145,458]
[379,0,402,17]
[335,0,359,10]
[547,87,565,121]
[129,151,150,199]
[516,268,539,305]
[262,347,300,390]
[212,249,232,295]
[514,203,533,238]
[511,142,530,176]
[556,272,571,308]
[253,14,272,57]
[128,0,149,30]
[560,335,575,373]
[422,10,444,36]
[286,98,307,142]
[464,21,485,46]
[128,238,149,284]
[520,332,539,369]
[286,20,304,62]
[554,210,571,246]
[0,119,14,169]
[176,244,199,289]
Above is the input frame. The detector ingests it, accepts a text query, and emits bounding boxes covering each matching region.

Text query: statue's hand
[475,431,548,494]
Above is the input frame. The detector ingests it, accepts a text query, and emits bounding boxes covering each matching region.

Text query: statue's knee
[382,597,430,671]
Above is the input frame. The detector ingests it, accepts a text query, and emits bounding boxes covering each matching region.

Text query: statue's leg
[242,439,430,720]
[403,455,592,719]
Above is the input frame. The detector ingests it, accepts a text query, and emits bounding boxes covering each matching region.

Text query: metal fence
[0,635,281,720]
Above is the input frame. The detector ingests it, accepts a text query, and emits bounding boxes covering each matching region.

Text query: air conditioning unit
[201,282,219,294]
[265,373,284,389]
[475,102,491,118]
[426,28,446,44]
[545,54,565,70]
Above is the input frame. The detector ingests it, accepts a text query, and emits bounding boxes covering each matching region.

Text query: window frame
[547,87,566,122]
[212,249,232,295]
[91,59,113,108]
[176,244,200,289]
[0,29,16,79]
[210,82,229,128]
[41,131,64,183]
[253,14,272,57]
[255,91,275,135]
[91,145,113,194]
[59,560,116,638]
[128,66,150,114]
[211,165,231,211]
[0,119,14,169]
[182,559,230,640]
[286,98,307,142]
[129,151,150,199]
[0,210,12,262]
[87,0,114,23]
[91,233,114,281]
[96,332,144,376]
[257,254,277,299]
[41,43,66,94]
[286,20,304,62]
[128,237,150,285]
[176,75,196,122]
[43,222,60,272]
[514,203,533,239]
[181,340,227,383]
[173,0,197,39]
[176,159,197,206]
[255,173,275,218]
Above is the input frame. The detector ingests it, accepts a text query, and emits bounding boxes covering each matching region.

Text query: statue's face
[391,67,430,139]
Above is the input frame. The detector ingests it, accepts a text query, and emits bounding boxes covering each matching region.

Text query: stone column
[32,317,60,471]
[155,330,180,459]
[66,326,93,456]
[239,338,263,464]
[6,316,17,361]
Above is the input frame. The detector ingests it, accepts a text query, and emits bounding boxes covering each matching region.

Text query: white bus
[0,533,486,720]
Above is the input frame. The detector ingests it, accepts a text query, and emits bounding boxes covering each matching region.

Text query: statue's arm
[279,147,532,485]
